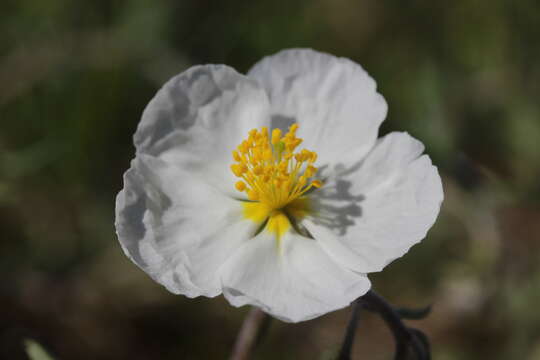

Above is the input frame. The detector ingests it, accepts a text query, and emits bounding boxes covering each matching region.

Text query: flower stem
[339,290,432,359]
[337,299,363,360]
[229,307,270,360]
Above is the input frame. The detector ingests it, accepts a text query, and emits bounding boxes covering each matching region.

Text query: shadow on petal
[270,114,295,132]
[309,165,365,236]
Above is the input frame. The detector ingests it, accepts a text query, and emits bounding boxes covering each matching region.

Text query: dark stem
[229,307,270,360]
[337,299,363,360]
[339,290,431,360]
[361,291,411,341]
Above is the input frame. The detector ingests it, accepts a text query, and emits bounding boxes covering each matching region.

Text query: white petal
[115,154,257,297]
[221,230,371,323]
[115,157,200,297]
[134,65,271,194]
[304,132,443,273]
[247,48,387,165]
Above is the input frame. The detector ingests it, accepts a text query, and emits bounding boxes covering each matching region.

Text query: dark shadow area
[271,114,295,132]
[308,165,365,236]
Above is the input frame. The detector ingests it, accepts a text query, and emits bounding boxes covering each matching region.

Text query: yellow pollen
[271,128,282,145]
[235,181,246,191]
[231,123,324,212]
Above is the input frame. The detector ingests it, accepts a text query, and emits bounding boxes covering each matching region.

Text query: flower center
[230,123,323,237]
[231,123,322,207]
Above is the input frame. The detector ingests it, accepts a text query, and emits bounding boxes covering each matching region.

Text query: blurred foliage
[1,0,540,359]
[25,339,55,360]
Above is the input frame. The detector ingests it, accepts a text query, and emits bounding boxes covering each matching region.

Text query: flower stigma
[231,123,323,239]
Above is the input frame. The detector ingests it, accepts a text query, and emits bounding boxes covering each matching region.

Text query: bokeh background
[2,0,540,359]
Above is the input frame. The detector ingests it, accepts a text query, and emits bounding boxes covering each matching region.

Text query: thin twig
[337,299,363,360]
[230,307,269,360]
[361,290,430,360]
[361,291,410,340]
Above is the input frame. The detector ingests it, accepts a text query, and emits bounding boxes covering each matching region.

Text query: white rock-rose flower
[115,49,443,322]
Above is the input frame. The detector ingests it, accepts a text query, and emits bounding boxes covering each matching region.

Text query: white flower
[115,49,443,322]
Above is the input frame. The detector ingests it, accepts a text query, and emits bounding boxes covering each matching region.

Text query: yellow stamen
[271,128,282,145]
[230,164,246,177]
[231,123,324,238]
[235,181,246,191]
[247,189,259,201]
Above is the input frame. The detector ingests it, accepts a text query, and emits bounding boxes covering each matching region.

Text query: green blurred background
[1,0,540,359]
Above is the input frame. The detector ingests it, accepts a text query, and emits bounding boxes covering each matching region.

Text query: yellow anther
[235,181,247,191]
[252,147,262,161]
[232,151,242,162]
[271,128,282,145]
[239,141,250,154]
[230,164,246,177]
[305,165,317,177]
[289,123,299,133]
[253,166,263,175]
[312,180,323,188]
[294,153,303,162]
